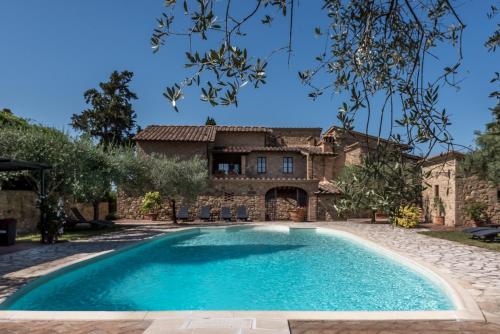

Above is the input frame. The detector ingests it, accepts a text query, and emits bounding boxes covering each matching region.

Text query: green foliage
[393,205,421,229]
[205,116,216,125]
[146,154,208,203]
[432,196,445,216]
[0,125,79,196]
[464,201,489,224]
[334,148,422,222]
[71,70,139,147]
[140,191,162,214]
[461,104,500,185]
[0,108,29,128]
[150,1,467,159]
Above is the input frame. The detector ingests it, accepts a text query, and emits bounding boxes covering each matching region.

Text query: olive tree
[146,154,209,224]
[335,147,423,223]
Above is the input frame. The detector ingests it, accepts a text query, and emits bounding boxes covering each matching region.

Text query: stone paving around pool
[0,220,499,333]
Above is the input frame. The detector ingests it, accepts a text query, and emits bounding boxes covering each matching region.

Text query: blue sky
[0,0,497,149]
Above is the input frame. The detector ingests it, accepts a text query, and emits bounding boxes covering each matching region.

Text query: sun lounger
[199,206,211,221]
[236,206,250,221]
[177,206,189,221]
[470,228,500,241]
[66,207,114,229]
[463,224,500,234]
[221,207,232,221]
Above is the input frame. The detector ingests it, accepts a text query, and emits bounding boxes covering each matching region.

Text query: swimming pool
[2,226,454,311]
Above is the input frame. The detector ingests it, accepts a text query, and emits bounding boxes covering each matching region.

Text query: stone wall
[456,174,500,225]
[69,202,109,221]
[0,190,38,233]
[0,191,109,233]
[118,178,321,222]
[245,152,307,178]
[214,132,266,147]
[422,159,458,226]
[137,141,209,160]
[117,192,262,221]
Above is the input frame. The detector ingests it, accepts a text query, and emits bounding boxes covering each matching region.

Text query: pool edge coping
[0,224,485,322]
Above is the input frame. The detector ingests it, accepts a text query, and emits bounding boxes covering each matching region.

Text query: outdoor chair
[221,207,232,221]
[0,218,17,246]
[66,207,114,229]
[177,206,189,222]
[470,228,500,241]
[236,206,250,222]
[199,206,211,221]
[463,224,500,234]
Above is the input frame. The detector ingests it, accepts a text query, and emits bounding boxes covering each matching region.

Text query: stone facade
[457,175,500,225]
[118,178,320,222]
[0,190,109,233]
[422,152,500,226]
[120,125,415,222]
[0,190,38,233]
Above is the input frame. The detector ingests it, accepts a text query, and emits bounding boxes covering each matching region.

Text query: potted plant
[140,191,162,221]
[464,201,489,227]
[432,197,445,225]
[289,206,306,222]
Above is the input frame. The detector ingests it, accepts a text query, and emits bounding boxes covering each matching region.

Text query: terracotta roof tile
[134,125,217,142]
[215,126,272,133]
[134,125,271,142]
[212,146,336,155]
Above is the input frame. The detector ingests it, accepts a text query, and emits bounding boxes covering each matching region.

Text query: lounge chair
[66,207,114,229]
[221,207,232,221]
[236,206,250,221]
[177,206,189,221]
[199,206,211,221]
[470,228,500,241]
[463,224,500,234]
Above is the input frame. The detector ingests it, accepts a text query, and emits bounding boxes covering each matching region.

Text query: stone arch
[264,187,308,221]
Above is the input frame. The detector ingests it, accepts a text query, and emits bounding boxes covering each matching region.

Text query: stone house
[422,151,500,226]
[118,124,417,222]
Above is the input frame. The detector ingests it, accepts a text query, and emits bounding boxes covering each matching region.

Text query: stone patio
[0,220,499,333]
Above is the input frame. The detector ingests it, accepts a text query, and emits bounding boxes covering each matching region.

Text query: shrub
[433,197,445,216]
[464,201,489,224]
[393,205,422,228]
[140,191,162,214]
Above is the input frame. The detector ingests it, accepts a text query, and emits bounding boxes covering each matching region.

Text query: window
[434,185,439,197]
[257,157,266,173]
[283,157,293,174]
[217,163,240,175]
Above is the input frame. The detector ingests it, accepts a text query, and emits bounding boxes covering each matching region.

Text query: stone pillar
[306,154,312,179]
[241,155,246,175]
[308,194,317,221]
[208,152,213,176]
[258,194,266,221]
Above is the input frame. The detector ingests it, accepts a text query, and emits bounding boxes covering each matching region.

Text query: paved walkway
[0,220,499,333]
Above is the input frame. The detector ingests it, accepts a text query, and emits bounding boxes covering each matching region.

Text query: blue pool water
[2,226,453,311]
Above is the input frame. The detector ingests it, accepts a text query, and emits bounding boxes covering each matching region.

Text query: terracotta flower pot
[289,208,306,222]
[433,216,444,225]
[472,220,484,227]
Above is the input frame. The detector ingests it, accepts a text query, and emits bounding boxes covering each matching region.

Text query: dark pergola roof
[0,158,51,172]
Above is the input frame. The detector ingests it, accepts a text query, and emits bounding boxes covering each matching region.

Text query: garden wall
[0,190,38,233]
[0,190,110,233]
[456,175,500,225]
[117,192,263,221]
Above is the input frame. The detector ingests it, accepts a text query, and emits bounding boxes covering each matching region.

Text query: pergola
[0,158,52,233]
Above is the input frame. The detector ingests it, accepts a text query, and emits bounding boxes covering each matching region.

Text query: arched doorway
[265,187,308,221]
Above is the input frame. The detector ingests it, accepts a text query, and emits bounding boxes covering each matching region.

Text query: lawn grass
[17,225,130,243]
[419,231,500,252]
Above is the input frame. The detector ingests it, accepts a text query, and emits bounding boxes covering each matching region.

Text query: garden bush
[393,205,422,228]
